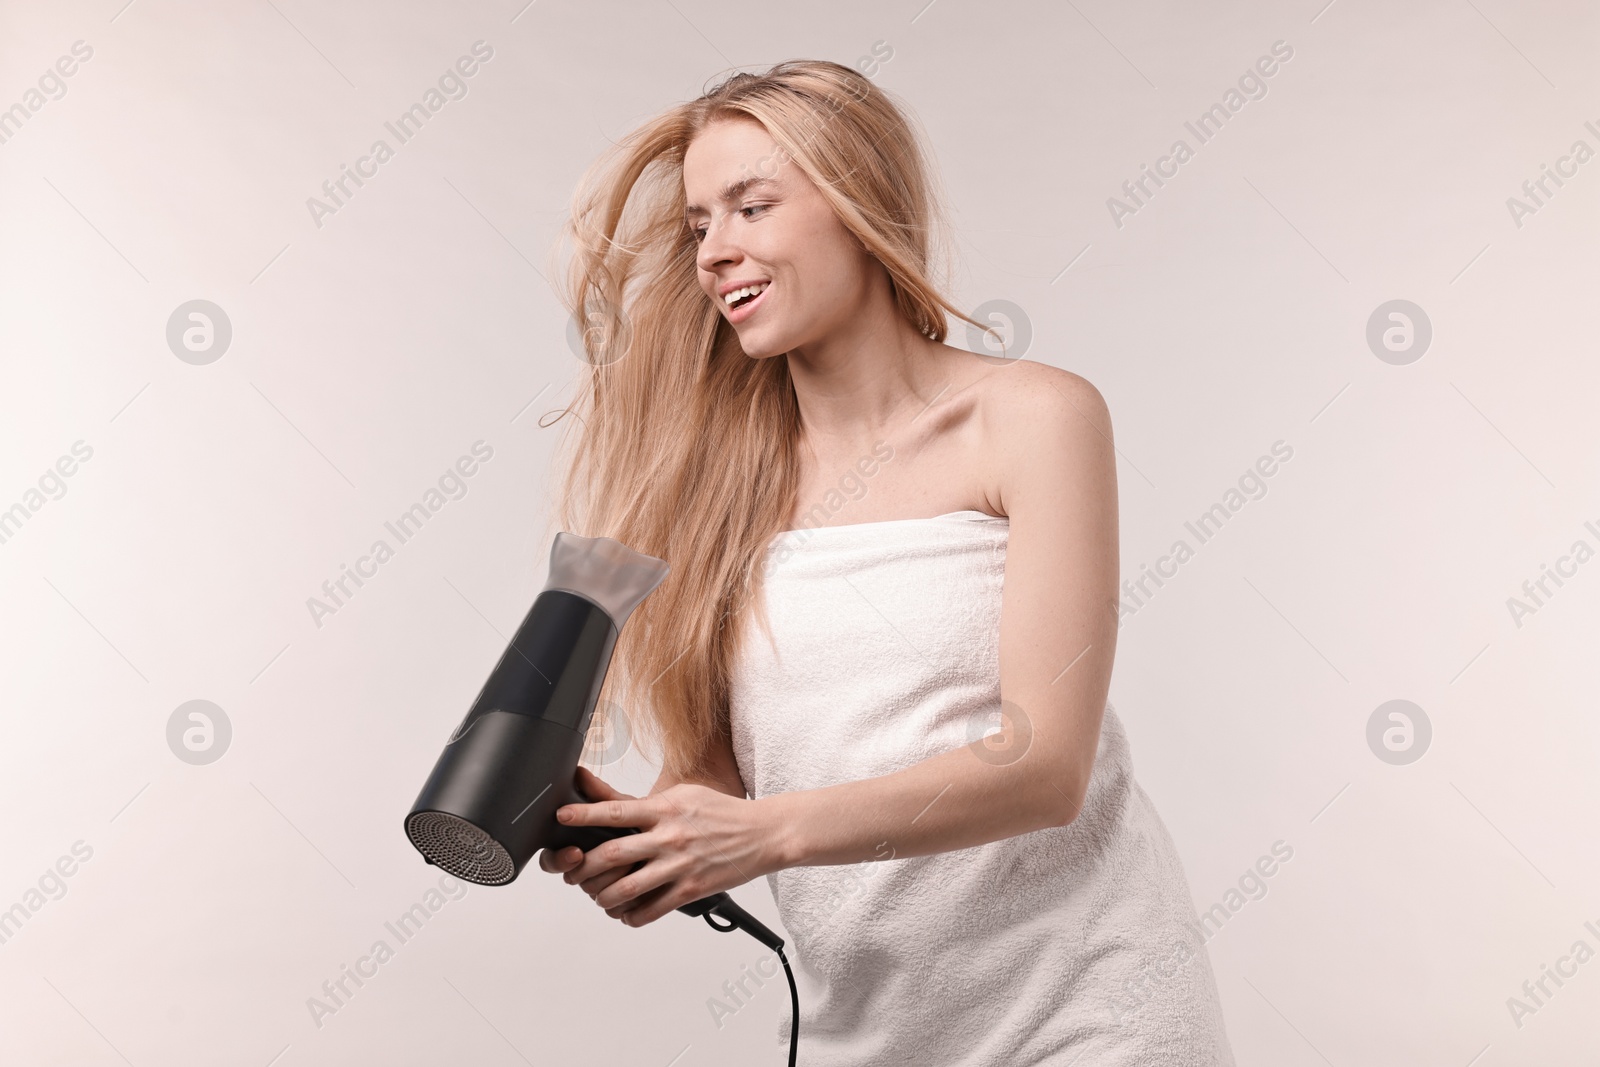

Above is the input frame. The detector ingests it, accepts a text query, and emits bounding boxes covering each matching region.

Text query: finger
[595,859,676,912]
[539,846,583,874]
[566,834,646,884]
[575,866,631,897]
[557,796,650,829]
[566,843,634,886]
[610,882,677,925]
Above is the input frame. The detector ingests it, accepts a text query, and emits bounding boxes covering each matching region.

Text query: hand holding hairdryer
[540,764,787,930]
[403,531,783,949]
[403,530,800,1064]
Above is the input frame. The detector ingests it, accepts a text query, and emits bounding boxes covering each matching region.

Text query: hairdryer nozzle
[544,531,670,629]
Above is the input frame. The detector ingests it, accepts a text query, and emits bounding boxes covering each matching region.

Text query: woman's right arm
[539,728,746,879]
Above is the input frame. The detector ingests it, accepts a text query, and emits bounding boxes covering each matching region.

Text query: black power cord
[703,910,799,1066]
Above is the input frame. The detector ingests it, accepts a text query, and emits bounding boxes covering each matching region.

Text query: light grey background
[1,0,1596,1064]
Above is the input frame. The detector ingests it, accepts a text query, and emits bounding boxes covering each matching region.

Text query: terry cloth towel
[728,510,1236,1067]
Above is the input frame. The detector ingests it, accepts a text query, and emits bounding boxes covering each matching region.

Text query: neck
[785,296,943,450]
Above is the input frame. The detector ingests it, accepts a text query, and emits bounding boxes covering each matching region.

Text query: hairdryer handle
[564,823,784,951]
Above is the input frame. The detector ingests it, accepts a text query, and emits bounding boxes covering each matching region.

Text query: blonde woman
[536,60,1235,1066]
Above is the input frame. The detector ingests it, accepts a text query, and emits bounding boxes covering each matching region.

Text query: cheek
[794,250,868,312]
[808,227,874,293]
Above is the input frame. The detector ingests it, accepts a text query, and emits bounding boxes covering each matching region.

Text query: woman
[536,60,1235,1066]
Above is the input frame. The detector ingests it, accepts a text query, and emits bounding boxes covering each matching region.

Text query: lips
[727,281,770,324]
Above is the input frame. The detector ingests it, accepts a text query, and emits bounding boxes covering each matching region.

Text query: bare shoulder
[982,360,1112,437]
[963,359,1114,518]
[913,346,1112,519]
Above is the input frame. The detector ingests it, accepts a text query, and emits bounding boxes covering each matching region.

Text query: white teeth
[724,282,770,306]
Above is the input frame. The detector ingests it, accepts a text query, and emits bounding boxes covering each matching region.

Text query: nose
[695,214,741,276]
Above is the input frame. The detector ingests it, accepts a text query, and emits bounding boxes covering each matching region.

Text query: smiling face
[683,115,886,359]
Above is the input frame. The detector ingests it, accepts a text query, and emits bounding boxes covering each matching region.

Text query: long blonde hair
[542,59,993,785]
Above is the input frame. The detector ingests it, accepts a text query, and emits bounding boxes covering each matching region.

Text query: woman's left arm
[557,367,1119,926]
[766,367,1120,864]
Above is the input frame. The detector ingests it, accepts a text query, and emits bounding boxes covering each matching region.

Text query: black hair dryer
[403,531,784,950]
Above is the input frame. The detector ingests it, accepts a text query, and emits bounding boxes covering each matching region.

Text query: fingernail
[557,808,571,822]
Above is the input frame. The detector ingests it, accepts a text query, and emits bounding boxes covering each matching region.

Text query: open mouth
[726,282,770,321]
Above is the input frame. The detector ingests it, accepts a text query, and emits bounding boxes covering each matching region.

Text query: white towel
[729,511,1236,1066]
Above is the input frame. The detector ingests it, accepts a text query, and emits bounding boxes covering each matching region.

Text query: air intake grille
[405,811,516,885]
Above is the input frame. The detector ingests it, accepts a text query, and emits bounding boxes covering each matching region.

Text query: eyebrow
[684,176,778,220]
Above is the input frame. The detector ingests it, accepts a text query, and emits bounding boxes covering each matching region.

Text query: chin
[732,330,787,360]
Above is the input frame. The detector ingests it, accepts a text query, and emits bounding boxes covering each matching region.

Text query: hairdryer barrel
[403,532,782,951]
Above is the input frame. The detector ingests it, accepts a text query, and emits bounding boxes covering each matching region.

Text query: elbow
[1041,774,1089,829]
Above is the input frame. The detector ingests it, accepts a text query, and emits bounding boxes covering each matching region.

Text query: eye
[691,204,766,243]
